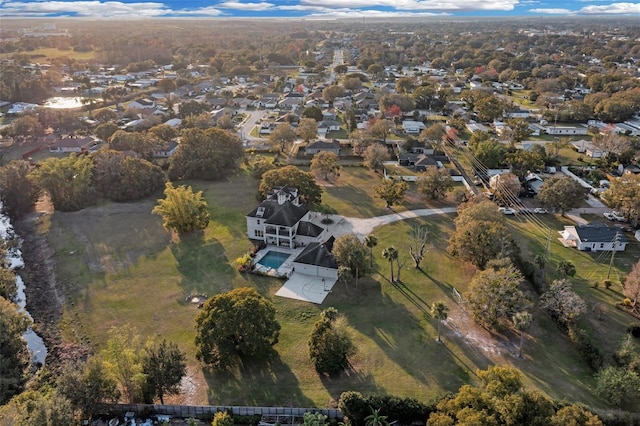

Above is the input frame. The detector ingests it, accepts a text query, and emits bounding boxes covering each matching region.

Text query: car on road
[604,211,626,221]
[499,207,516,215]
[533,208,549,214]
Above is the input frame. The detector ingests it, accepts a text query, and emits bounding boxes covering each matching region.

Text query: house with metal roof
[558,222,628,252]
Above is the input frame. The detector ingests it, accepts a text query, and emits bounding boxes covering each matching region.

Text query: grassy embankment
[42,164,639,410]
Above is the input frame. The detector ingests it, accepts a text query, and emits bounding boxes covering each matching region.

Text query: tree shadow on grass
[339,278,474,394]
[203,349,315,407]
[319,364,384,405]
[170,232,235,296]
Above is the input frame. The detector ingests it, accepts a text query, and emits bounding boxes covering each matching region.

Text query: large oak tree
[259,165,322,206]
[195,287,280,370]
[168,127,243,180]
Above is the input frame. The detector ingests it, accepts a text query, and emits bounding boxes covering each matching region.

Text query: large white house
[246,186,327,249]
[559,222,628,252]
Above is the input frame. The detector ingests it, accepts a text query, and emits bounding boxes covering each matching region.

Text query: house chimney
[278,190,286,205]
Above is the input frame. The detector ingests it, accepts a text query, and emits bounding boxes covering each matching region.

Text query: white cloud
[529,7,573,13]
[299,0,519,11]
[579,2,640,13]
[217,1,275,11]
[0,1,170,17]
[304,9,449,18]
[171,6,224,16]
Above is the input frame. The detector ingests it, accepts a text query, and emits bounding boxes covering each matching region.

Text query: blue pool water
[258,251,290,269]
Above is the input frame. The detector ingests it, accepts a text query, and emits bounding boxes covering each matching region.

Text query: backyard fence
[98,404,343,421]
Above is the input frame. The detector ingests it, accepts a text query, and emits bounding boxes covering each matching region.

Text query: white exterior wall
[577,241,627,252]
[246,217,265,240]
[546,126,588,135]
[292,262,338,279]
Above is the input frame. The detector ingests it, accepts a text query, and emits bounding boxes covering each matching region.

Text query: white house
[545,125,588,135]
[48,136,95,153]
[246,186,327,249]
[402,120,426,135]
[559,223,628,252]
[571,140,606,158]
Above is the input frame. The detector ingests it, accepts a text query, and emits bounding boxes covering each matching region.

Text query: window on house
[600,243,604,248]
[255,230,264,238]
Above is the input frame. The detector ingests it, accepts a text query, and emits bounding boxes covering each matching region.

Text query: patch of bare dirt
[446,304,518,360]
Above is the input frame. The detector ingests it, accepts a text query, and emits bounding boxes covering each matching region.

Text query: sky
[0,0,639,19]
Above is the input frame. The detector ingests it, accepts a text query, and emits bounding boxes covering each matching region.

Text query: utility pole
[607,233,620,280]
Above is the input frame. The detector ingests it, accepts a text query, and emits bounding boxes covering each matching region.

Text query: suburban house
[558,222,628,252]
[402,120,426,135]
[317,121,341,137]
[544,124,589,136]
[48,136,95,153]
[246,186,328,249]
[153,140,179,158]
[397,153,439,172]
[305,139,340,156]
[571,140,606,158]
[128,98,156,110]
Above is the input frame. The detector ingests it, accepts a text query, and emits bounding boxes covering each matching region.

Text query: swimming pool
[258,251,290,269]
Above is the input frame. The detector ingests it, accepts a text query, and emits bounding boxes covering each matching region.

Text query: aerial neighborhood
[0,16,640,426]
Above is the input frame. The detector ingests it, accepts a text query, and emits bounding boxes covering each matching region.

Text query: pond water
[42,96,102,109]
[0,204,47,366]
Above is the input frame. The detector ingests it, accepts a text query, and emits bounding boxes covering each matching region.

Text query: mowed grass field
[0,48,96,62]
[41,165,640,410]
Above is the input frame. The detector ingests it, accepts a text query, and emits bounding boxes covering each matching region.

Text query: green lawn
[0,48,96,62]
[42,165,640,410]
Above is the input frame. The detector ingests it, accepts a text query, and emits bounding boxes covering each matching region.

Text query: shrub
[628,323,640,338]
[568,325,603,371]
[338,391,433,425]
[623,298,633,306]
[212,411,234,426]
[603,279,612,289]
[231,415,261,426]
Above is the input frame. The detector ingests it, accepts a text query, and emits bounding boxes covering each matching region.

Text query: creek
[0,204,47,366]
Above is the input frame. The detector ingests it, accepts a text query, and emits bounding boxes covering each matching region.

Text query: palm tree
[512,311,532,358]
[364,234,378,267]
[365,408,388,426]
[557,260,576,278]
[382,246,398,283]
[431,301,449,343]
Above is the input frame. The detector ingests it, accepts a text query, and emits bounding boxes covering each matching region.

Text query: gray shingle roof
[293,237,337,269]
[247,199,309,227]
[575,222,627,243]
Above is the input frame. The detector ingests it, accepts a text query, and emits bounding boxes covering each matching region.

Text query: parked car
[611,211,626,222]
[604,211,626,221]
[533,208,549,214]
[499,207,516,215]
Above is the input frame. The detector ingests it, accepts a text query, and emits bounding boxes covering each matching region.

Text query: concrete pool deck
[275,273,337,304]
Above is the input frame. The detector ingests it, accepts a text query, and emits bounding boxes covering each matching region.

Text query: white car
[533,208,549,214]
[611,211,626,222]
[499,207,516,215]
[604,211,626,221]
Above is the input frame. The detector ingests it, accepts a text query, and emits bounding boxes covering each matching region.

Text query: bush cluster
[338,391,434,425]
[568,325,604,371]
